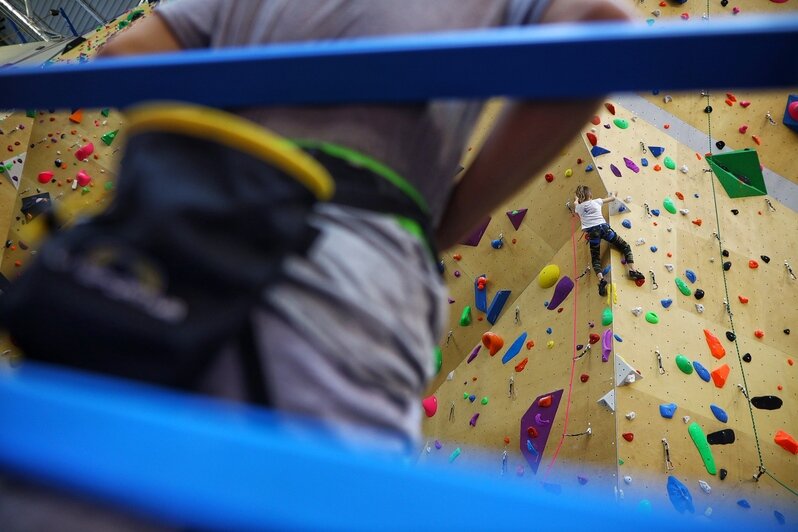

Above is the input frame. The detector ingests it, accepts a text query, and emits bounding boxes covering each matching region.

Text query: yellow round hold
[538,264,561,288]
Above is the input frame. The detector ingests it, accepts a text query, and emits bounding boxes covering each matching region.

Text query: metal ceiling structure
[0,0,149,46]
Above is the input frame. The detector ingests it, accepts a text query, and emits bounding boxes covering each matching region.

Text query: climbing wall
[423,0,798,525]
[0,5,155,365]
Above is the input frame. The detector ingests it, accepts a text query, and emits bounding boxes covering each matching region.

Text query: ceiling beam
[74,0,106,25]
[0,0,49,41]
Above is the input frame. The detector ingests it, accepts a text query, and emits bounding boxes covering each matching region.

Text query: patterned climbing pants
[587,223,634,275]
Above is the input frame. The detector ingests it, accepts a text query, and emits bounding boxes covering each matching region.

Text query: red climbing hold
[739,125,749,134]
[622,432,634,442]
[675,192,684,200]
[76,170,91,187]
[514,357,528,372]
[422,395,438,417]
[740,101,751,108]
[755,329,765,339]
[711,364,730,388]
[704,329,727,359]
[37,171,54,184]
[74,142,94,161]
[738,295,749,304]
[586,132,598,146]
[634,278,646,287]
[692,219,703,226]
[749,260,759,269]
[504,436,511,445]
[482,332,504,356]
[526,341,534,350]
[538,395,553,408]
[452,253,462,261]
[604,103,616,115]
[752,135,762,146]
[590,116,601,126]
[589,333,601,345]
[790,101,798,121]
[774,430,798,455]
[527,426,539,438]
[789,358,794,366]
[580,373,589,383]
[545,173,554,183]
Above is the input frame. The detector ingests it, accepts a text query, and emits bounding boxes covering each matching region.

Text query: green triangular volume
[706,149,767,198]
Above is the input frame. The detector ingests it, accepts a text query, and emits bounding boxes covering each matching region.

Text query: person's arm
[97,13,183,57]
[600,193,617,203]
[435,0,634,250]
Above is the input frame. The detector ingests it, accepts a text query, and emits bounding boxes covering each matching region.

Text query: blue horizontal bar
[0,15,797,109]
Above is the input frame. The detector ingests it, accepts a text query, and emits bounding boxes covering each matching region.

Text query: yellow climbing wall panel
[0,112,33,266]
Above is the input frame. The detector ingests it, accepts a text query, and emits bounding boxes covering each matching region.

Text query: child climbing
[573,185,644,296]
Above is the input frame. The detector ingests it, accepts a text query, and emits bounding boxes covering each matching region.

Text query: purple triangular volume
[460,217,491,247]
[519,389,564,474]
[506,208,528,230]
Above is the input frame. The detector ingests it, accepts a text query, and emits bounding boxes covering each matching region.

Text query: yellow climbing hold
[547,340,555,349]
[565,168,573,178]
[538,264,561,289]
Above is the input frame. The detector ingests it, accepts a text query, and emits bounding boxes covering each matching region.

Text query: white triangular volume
[608,200,630,217]
[615,354,642,386]
[1,151,26,189]
[597,389,615,412]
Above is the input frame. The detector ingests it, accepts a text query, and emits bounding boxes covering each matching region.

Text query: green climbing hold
[618,458,625,465]
[81,186,91,195]
[463,392,469,399]
[104,181,115,191]
[101,109,111,117]
[664,156,676,170]
[101,129,119,146]
[459,305,472,326]
[602,307,613,326]
[25,109,36,118]
[645,311,659,324]
[481,396,489,405]
[118,20,130,30]
[675,354,694,374]
[688,422,717,475]
[613,118,629,129]
[434,346,442,374]
[675,277,692,296]
[663,197,677,214]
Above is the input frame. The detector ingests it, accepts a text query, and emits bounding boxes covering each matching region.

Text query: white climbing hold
[624,475,633,485]
[663,94,672,103]
[699,480,711,494]
[446,370,455,381]
[683,416,691,424]
[680,165,689,174]
[667,227,673,232]
[626,411,636,421]
[696,304,705,313]
[625,196,632,203]
[652,9,661,17]
[631,307,643,317]
[704,507,713,517]
[709,257,715,263]
[664,264,674,272]
[635,238,646,246]
[597,389,616,412]
[679,208,689,215]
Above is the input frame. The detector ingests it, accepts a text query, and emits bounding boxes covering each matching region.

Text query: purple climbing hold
[660,403,677,419]
[434,440,442,450]
[547,276,575,310]
[624,157,640,173]
[610,164,622,177]
[461,217,491,247]
[602,329,613,363]
[466,344,481,364]
[535,413,551,426]
[506,208,528,230]
[710,404,729,423]
[469,413,480,427]
[667,476,695,514]
[519,389,563,473]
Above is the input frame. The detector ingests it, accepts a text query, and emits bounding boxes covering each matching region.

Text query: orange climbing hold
[452,253,462,261]
[514,357,528,372]
[69,109,83,123]
[653,165,662,171]
[692,219,703,226]
[504,436,511,445]
[789,358,794,366]
[726,92,737,102]
[704,329,726,359]
[749,260,759,269]
[482,332,504,356]
[711,364,730,388]
[738,295,749,304]
[774,430,798,455]
[538,395,553,408]
[755,329,765,339]
[675,192,684,200]
[752,135,761,146]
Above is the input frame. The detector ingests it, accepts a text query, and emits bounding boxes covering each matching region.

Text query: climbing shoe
[629,270,645,281]
[598,279,608,297]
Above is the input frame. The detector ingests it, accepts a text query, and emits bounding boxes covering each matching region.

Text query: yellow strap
[124,103,334,201]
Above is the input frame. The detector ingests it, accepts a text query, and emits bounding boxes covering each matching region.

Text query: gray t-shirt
[157,0,551,225]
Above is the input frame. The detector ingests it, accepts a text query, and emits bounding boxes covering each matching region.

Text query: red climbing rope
[544,211,581,476]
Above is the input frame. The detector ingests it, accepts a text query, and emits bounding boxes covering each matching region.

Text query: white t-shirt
[575,198,606,230]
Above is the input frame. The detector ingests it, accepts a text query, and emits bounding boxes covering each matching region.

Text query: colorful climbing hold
[667,476,695,514]
[703,330,726,359]
[693,361,711,382]
[434,347,442,374]
[459,306,472,326]
[663,197,677,214]
[449,447,461,462]
[502,332,527,365]
[538,395,553,408]
[710,364,730,388]
[645,312,659,324]
[688,422,717,475]
[101,129,119,146]
[710,404,728,423]
[774,430,798,454]
[660,403,677,419]
[74,142,94,161]
[538,264,561,289]
[664,156,676,170]
[613,118,628,129]
[482,332,504,356]
[422,395,438,417]
[37,171,54,184]
[469,413,480,427]
[602,307,613,326]
[675,355,693,374]
[547,276,574,310]
[514,357,528,372]
[622,432,634,442]
[466,344,481,364]
[675,278,691,296]
[76,170,91,187]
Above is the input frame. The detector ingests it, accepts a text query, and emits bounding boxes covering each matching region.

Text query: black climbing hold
[719,468,728,480]
[784,329,791,335]
[723,261,732,271]
[722,250,730,257]
[760,255,770,263]
[576,344,584,351]
[721,0,729,6]
[716,140,726,150]
[437,260,445,274]
[18,240,28,251]
[750,395,783,410]
[54,159,62,167]
[694,289,705,300]
[704,106,713,114]
[731,209,739,215]
[726,331,736,342]
[4,240,11,249]
[707,429,735,445]
[742,353,752,363]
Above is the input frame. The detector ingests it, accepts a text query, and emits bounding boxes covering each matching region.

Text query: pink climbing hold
[422,395,438,417]
[789,101,798,121]
[37,171,54,184]
[76,170,92,187]
[74,142,94,161]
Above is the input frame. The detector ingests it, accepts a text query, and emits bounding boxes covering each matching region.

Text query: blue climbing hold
[622,219,632,229]
[641,158,649,167]
[651,209,660,216]
[618,204,626,213]
[738,499,751,509]
[667,476,694,514]
[614,334,623,342]
[693,361,711,382]
[685,269,697,283]
[543,301,549,308]
[491,238,504,249]
[710,404,729,423]
[591,146,611,157]
[501,332,527,365]
[602,265,611,276]
[586,164,594,172]
[469,394,476,403]
[651,246,658,253]
[649,146,665,158]
[437,260,445,274]
[546,327,552,334]
[660,298,672,308]
[660,403,677,419]
[774,510,785,525]
[527,439,539,456]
